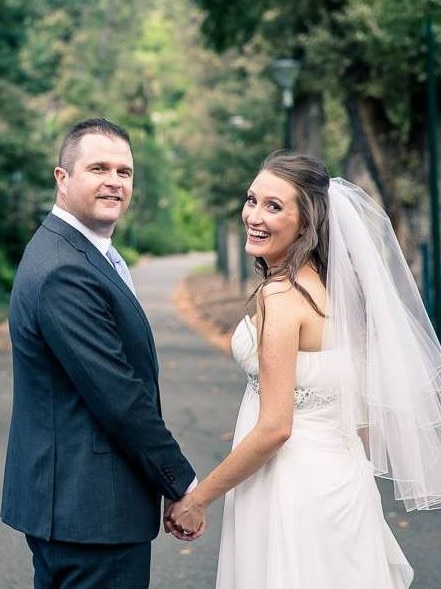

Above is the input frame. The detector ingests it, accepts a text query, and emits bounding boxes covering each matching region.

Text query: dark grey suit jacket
[1,214,195,544]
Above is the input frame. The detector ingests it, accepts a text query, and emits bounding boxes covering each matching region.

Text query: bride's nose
[246,205,264,226]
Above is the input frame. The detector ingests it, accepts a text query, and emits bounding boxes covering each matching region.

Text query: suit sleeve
[38,263,196,501]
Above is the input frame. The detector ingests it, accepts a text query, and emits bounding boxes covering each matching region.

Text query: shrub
[0,249,15,293]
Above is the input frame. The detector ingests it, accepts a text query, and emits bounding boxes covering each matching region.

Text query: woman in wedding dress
[167,153,441,588]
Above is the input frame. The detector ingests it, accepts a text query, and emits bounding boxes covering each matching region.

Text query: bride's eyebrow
[263,195,285,204]
[247,189,284,202]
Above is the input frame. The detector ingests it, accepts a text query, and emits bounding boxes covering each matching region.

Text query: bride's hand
[167,492,207,541]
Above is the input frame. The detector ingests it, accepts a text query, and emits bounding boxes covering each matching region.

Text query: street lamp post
[426,11,441,335]
[271,58,301,149]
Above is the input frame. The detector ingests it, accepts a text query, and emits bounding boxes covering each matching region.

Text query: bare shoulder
[256,268,325,352]
[295,265,326,313]
[259,278,305,324]
[260,276,290,295]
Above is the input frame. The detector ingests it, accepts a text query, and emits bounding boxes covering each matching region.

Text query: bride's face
[242,170,303,267]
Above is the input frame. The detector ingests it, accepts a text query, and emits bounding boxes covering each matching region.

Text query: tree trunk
[291,94,324,157]
[343,96,429,288]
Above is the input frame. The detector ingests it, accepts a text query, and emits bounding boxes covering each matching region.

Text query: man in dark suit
[1,118,204,588]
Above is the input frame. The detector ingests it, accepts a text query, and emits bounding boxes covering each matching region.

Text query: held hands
[163,492,207,542]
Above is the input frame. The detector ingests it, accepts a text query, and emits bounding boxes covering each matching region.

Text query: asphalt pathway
[0,252,441,588]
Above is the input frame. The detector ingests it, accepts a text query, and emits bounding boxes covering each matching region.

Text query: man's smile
[97,195,124,202]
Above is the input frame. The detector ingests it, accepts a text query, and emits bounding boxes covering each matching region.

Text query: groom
[1,118,203,588]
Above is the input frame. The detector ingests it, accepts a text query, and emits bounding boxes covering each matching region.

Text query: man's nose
[104,170,122,186]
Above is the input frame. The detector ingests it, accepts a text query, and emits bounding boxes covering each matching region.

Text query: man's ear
[54,166,68,190]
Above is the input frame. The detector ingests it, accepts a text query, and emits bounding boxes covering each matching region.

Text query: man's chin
[88,217,119,237]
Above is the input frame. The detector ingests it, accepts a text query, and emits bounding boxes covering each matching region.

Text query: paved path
[1,252,441,588]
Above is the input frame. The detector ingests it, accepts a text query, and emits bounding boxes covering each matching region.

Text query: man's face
[54,133,134,237]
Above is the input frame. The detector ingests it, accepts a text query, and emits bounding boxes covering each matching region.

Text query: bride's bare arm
[168,281,303,537]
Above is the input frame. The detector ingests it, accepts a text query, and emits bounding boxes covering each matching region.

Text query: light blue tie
[106,245,136,295]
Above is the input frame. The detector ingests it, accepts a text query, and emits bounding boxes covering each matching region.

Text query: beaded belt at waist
[247,374,338,410]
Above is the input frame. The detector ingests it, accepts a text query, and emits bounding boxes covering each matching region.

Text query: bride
[166,152,441,588]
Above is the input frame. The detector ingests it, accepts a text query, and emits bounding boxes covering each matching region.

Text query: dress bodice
[231,315,344,410]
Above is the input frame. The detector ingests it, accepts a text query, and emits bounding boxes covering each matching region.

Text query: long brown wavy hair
[250,152,330,318]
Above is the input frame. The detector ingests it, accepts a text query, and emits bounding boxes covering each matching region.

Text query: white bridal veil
[325,178,441,511]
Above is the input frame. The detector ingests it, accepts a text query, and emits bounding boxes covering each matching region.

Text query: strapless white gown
[215,316,413,589]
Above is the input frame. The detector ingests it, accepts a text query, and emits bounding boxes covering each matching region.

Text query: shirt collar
[52,204,111,258]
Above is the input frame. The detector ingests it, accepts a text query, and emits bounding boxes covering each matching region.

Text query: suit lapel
[42,214,133,296]
[42,213,160,399]
[41,214,150,327]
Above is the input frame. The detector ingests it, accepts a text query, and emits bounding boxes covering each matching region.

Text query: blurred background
[0,0,440,330]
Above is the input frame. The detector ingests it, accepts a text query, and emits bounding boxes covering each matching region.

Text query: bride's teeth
[249,231,268,239]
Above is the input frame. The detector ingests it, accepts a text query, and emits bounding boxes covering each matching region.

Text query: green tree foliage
[0,0,224,299]
[192,0,441,262]
[193,0,269,52]
[0,0,54,296]
[156,1,282,217]
[192,0,440,166]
